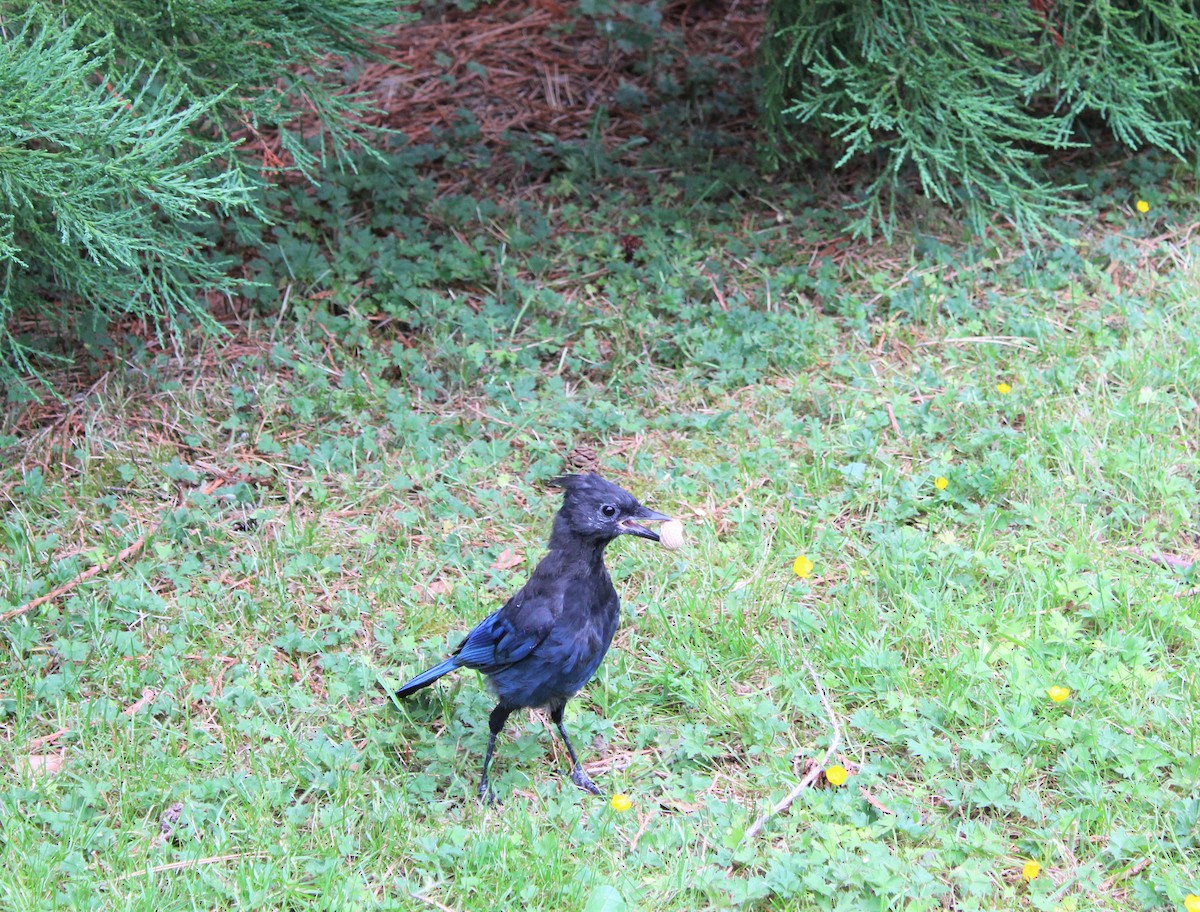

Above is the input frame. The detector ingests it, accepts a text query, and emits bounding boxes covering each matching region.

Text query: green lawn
[1,142,1198,911]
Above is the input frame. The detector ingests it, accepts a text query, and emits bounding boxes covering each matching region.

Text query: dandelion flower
[934,476,949,491]
[997,382,1012,394]
[1184,895,1200,912]
[793,555,814,579]
[1022,860,1041,882]
[1048,685,1071,703]
[825,764,848,786]
[610,793,632,812]
[1136,199,1150,214]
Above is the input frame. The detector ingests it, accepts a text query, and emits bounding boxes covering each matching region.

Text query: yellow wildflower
[1184,896,1200,912]
[1048,685,1071,703]
[1136,199,1150,214]
[793,555,814,579]
[997,382,1012,394]
[934,476,949,490]
[825,764,848,786]
[1022,860,1041,882]
[610,793,632,812]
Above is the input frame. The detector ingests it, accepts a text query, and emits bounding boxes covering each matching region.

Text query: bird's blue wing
[452,599,550,673]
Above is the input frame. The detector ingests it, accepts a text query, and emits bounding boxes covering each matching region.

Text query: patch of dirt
[246,0,766,183]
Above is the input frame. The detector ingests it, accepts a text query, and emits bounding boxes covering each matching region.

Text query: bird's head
[549,473,670,545]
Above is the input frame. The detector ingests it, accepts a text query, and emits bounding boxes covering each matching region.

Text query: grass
[2,120,1200,910]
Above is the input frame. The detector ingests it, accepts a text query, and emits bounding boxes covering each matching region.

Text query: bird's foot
[478,781,501,806]
[570,766,603,796]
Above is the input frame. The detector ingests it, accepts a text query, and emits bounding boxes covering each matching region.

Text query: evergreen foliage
[762,0,1200,237]
[49,0,402,177]
[0,14,254,395]
[0,2,405,398]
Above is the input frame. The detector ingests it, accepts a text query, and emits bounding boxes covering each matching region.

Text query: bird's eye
[600,504,617,517]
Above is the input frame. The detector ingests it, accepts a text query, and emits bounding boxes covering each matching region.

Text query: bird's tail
[395,657,460,698]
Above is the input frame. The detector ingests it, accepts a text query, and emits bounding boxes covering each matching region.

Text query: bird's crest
[550,472,635,503]
[549,472,600,491]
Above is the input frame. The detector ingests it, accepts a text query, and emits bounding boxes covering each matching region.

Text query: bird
[395,473,670,802]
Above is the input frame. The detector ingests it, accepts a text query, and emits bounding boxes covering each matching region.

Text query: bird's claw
[571,766,603,796]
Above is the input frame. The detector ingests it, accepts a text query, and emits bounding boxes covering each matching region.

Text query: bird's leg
[479,704,513,804]
[549,705,602,796]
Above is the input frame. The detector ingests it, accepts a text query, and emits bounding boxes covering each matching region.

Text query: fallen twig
[858,785,895,816]
[410,892,458,912]
[705,270,730,312]
[1,533,151,623]
[123,688,158,716]
[1097,857,1151,893]
[743,658,841,841]
[27,728,70,750]
[107,852,268,883]
[884,402,903,440]
[914,335,1039,351]
[628,810,652,851]
[1123,546,1195,572]
[1,479,223,624]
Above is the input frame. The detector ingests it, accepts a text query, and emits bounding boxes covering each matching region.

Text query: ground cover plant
[2,2,1199,910]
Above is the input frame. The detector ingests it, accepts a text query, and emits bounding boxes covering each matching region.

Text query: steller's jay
[396,473,670,801]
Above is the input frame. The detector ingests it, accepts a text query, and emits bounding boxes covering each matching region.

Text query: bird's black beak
[617,506,671,541]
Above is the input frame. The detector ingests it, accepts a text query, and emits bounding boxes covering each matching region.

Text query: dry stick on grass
[122,688,158,716]
[914,336,1040,351]
[1,533,152,623]
[410,892,459,912]
[1097,857,1152,893]
[743,658,842,842]
[107,852,269,884]
[1122,547,1198,598]
[628,810,653,851]
[884,402,903,440]
[1123,546,1195,572]
[1,479,224,624]
[26,728,70,751]
[858,785,895,816]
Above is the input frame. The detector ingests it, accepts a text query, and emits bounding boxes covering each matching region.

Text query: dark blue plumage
[396,473,669,801]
